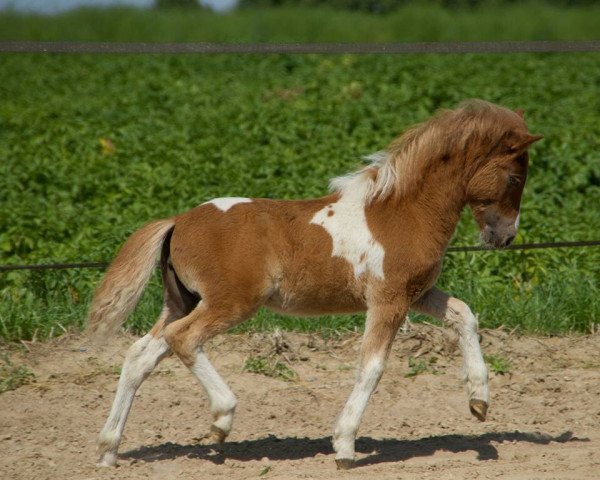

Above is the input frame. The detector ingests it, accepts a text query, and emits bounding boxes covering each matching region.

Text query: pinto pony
[87,99,542,469]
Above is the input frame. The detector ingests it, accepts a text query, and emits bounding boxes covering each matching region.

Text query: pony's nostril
[503,235,516,247]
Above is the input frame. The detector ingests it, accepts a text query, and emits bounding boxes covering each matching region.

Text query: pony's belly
[264,288,367,316]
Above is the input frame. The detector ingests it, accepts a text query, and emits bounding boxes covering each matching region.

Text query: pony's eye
[508,175,521,187]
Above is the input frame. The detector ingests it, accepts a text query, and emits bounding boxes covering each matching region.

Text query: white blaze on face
[514,211,521,230]
[203,197,252,212]
[310,177,385,280]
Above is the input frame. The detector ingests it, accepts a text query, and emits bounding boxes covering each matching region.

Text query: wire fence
[2,40,600,55]
[1,240,599,272]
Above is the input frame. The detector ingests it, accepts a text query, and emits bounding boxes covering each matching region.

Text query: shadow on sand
[121,430,586,467]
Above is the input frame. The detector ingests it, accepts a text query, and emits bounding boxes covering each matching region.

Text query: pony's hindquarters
[86,219,175,343]
[93,207,263,467]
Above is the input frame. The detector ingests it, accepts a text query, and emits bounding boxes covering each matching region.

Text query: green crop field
[0,6,599,343]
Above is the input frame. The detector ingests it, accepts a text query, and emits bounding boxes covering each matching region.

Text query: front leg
[333,303,407,469]
[412,287,489,421]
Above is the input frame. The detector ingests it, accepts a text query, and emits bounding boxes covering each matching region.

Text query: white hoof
[97,451,118,467]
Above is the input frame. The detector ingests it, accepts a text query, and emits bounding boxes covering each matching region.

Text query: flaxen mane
[331,100,514,202]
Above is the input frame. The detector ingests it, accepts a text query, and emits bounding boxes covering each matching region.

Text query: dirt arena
[1,324,599,480]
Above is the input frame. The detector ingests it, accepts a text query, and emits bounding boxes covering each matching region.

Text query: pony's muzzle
[481,224,517,249]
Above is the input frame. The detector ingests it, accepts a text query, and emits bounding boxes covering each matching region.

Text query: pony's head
[330,100,542,249]
[465,108,542,248]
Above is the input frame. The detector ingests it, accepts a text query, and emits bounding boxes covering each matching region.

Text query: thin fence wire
[0,262,109,272]
[2,40,600,55]
[1,240,599,272]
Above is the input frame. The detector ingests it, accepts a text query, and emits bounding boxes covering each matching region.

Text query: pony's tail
[86,219,175,343]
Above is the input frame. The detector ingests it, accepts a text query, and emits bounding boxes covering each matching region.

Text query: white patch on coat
[203,197,252,212]
[310,175,385,280]
[514,211,521,230]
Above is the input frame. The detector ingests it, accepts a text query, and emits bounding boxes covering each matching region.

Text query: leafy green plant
[259,464,272,476]
[484,354,512,375]
[243,356,297,381]
[0,353,35,394]
[405,356,439,378]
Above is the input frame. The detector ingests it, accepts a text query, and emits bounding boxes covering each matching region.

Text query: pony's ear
[515,108,525,118]
[507,131,543,151]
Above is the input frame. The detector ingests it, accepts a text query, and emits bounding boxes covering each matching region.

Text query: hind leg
[96,308,173,467]
[412,287,489,421]
[190,347,238,444]
[164,301,256,444]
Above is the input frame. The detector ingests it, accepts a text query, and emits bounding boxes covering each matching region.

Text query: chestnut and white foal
[87,100,542,469]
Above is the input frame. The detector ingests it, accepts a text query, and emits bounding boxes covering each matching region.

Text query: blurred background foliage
[1,1,600,41]
[236,0,600,14]
[0,2,598,342]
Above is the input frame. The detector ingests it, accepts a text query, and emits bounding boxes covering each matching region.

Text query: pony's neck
[369,157,468,257]
[415,160,468,251]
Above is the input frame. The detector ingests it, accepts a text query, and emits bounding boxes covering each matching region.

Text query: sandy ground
[1,324,599,480]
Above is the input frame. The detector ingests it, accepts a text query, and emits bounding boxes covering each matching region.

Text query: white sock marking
[97,334,170,465]
[202,197,252,212]
[310,176,385,279]
[333,357,384,459]
[446,301,489,403]
[414,291,489,407]
[190,349,237,433]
